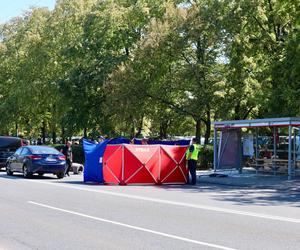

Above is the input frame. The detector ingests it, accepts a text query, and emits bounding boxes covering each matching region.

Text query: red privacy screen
[103,144,188,185]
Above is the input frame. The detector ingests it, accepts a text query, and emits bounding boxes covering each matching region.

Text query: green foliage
[72,145,85,164]
[199,145,214,169]
[0,0,299,141]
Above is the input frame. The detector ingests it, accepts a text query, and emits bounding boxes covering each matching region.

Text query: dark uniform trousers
[188,159,197,185]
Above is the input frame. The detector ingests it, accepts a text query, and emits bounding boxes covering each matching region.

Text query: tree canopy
[0,0,299,143]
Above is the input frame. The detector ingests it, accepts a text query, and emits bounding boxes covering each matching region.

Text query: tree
[107,1,227,142]
[220,0,299,119]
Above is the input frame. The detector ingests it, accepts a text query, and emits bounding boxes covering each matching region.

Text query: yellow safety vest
[186,144,200,161]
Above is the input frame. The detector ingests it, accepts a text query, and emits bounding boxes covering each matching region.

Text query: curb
[197,175,300,188]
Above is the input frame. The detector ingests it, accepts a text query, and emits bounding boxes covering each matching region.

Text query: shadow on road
[0,170,100,186]
[1,169,299,207]
[155,181,300,207]
[60,180,104,186]
[0,169,61,180]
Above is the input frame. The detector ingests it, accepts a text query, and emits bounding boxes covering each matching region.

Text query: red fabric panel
[103,145,122,184]
[160,146,188,184]
[103,144,188,185]
[123,146,142,182]
[159,147,177,182]
[145,149,160,181]
[124,145,159,184]
[162,146,188,164]
[125,165,157,184]
[125,145,159,165]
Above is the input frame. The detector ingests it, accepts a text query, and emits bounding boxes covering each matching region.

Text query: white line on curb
[28,201,236,250]
[25,179,300,224]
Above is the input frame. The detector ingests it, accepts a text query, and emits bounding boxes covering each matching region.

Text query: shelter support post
[288,125,292,180]
[255,128,259,174]
[213,127,217,172]
[293,128,296,172]
[238,129,242,174]
[273,127,277,175]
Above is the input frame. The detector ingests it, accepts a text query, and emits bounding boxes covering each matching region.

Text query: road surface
[0,171,299,250]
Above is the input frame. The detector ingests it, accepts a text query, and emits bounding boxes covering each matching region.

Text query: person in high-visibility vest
[186,137,200,185]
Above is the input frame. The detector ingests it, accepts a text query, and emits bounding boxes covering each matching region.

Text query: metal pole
[293,128,296,172]
[238,129,242,174]
[273,127,277,157]
[255,128,259,159]
[255,128,259,174]
[273,127,277,175]
[213,127,217,172]
[288,125,292,180]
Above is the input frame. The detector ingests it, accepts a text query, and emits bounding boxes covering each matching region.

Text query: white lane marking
[28,201,236,250]
[23,179,300,224]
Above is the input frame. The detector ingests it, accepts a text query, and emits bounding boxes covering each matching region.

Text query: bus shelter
[213,117,300,180]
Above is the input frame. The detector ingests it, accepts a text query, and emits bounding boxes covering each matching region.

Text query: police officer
[186,138,200,185]
[61,141,73,177]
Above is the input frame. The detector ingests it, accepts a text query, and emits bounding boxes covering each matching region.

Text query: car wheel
[6,163,13,176]
[23,165,32,178]
[56,173,64,179]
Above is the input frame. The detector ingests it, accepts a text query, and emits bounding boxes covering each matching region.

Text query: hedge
[199,145,214,169]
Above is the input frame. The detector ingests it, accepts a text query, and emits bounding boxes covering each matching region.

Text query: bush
[72,145,84,164]
[52,144,64,152]
[199,145,214,169]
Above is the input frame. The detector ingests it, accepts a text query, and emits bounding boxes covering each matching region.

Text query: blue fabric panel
[133,139,190,145]
[108,137,130,144]
[133,139,142,144]
[83,139,109,183]
[177,140,191,146]
[83,137,190,183]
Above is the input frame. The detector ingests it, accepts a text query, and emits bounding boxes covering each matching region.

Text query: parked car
[0,136,22,170]
[6,146,66,178]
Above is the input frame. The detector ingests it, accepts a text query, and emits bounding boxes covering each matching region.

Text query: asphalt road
[0,171,299,250]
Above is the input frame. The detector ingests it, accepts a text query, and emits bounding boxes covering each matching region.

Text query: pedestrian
[186,138,200,185]
[61,141,73,177]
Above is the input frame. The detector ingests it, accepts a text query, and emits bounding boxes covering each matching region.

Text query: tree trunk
[204,121,211,145]
[204,110,211,145]
[62,126,66,144]
[125,47,129,56]
[195,119,201,142]
[129,115,135,138]
[83,127,87,138]
[159,121,168,139]
[41,121,46,144]
[234,103,241,120]
[15,122,19,137]
[134,117,144,138]
[52,130,57,144]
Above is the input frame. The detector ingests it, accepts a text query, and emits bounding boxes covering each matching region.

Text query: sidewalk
[197,170,300,188]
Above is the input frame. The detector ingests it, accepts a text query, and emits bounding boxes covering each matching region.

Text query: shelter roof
[213,117,300,129]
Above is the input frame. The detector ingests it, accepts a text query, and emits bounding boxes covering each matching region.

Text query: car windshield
[29,146,59,155]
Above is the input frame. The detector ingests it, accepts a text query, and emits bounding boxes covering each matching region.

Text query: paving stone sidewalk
[197,170,300,188]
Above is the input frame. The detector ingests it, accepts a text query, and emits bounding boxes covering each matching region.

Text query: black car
[6,146,67,178]
[0,136,22,169]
